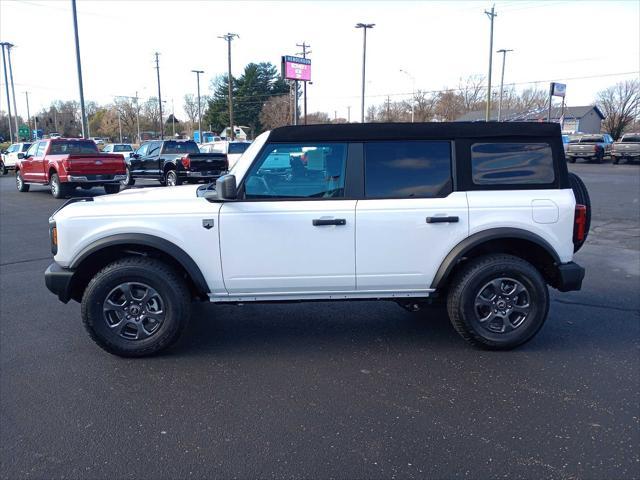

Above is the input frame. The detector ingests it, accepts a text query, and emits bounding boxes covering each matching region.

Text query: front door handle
[313,218,346,226]
[426,216,459,223]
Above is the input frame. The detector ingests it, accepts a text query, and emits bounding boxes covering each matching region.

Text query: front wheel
[0,161,6,175]
[447,254,549,350]
[121,167,135,186]
[81,257,191,357]
[16,170,30,192]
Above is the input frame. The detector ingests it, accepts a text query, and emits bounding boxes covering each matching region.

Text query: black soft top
[268,121,562,143]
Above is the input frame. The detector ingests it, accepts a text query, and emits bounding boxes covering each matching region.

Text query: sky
[0,0,639,122]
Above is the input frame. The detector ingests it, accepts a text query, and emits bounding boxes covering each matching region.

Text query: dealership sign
[281,55,311,81]
[550,82,566,98]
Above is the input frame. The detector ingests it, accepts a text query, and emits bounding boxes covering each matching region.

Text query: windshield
[49,140,99,154]
[621,135,640,143]
[113,145,133,152]
[228,142,250,154]
[228,131,270,179]
[162,141,200,154]
[580,136,604,143]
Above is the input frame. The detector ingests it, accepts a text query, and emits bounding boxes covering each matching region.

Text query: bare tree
[183,94,199,134]
[512,87,548,114]
[259,95,291,130]
[458,75,486,112]
[434,90,464,121]
[597,79,640,139]
[413,90,438,121]
[303,112,331,124]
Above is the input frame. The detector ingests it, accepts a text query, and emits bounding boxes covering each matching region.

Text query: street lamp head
[497,48,514,53]
[191,70,205,74]
[355,23,375,29]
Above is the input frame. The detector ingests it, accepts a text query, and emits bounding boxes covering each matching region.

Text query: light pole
[356,23,374,123]
[496,48,513,121]
[2,43,19,138]
[191,70,204,143]
[400,68,415,122]
[1,44,14,141]
[71,0,88,138]
[484,5,497,121]
[171,98,175,137]
[154,52,163,139]
[218,33,239,140]
[24,91,31,134]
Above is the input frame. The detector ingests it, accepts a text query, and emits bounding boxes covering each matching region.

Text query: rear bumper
[44,263,75,303]
[67,174,126,184]
[555,262,585,292]
[612,152,640,157]
[181,170,225,179]
[566,152,598,158]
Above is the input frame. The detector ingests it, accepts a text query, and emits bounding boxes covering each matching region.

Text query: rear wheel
[165,169,181,187]
[104,184,120,194]
[50,173,69,199]
[447,254,549,350]
[15,170,29,192]
[567,156,576,163]
[568,172,591,252]
[0,160,6,175]
[81,257,191,357]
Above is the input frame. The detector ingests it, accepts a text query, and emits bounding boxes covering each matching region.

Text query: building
[456,105,605,134]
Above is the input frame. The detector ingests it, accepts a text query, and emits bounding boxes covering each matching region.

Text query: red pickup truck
[15,138,126,198]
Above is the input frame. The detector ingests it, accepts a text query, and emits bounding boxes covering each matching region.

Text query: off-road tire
[447,254,549,350]
[50,173,69,199]
[81,256,191,357]
[568,172,591,252]
[15,170,30,192]
[104,184,120,194]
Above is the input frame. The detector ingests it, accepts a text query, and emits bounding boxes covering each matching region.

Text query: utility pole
[400,68,415,122]
[347,106,351,123]
[191,70,204,143]
[71,0,88,138]
[496,48,513,121]
[484,5,497,121]
[135,92,140,143]
[24,91,31,133]
[386,95,391,121]
[117,111,122,143]
[356,23,374,123]
[296,41,311,124]
[4,43,19,137]
[218,33,239,139]
[0,44,14,142]
[171,98,175,137]
[154,52,163,139]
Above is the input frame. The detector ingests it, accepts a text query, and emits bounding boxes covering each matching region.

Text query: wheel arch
[431,228,562,290]
[68,233,209,302]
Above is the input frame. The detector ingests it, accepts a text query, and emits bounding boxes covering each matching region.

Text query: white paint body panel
[219,200,357,294]
[466,189,576,263]
[355,193,469,290]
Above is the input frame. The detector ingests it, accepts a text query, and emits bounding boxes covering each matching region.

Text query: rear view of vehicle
[612,133,640,164]
[565,134,613,163]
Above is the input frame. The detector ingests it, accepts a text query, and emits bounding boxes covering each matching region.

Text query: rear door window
[471,143,554,185]
[364,141,452,198]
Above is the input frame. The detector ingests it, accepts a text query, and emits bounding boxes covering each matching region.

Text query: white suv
[45,123,589,357]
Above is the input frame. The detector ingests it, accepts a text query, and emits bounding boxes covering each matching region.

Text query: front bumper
[45,263,75,303]
[555,262,585,292]
[67,174,126,183]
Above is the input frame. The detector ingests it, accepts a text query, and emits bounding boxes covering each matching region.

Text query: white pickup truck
[45,122,589,357]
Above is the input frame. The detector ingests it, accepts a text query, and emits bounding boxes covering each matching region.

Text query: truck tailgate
[65,154,126,174]
[185,153,228,173]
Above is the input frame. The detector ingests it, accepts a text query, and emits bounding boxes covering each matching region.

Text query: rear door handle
[426,216,459,223]
[313,218,346,226]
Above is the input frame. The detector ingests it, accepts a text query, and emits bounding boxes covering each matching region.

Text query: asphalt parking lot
[1,162,639,479]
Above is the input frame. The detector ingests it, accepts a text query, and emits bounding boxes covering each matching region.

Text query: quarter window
[364,141,452,198]
[244,143,347,199]
[471,143,554,185]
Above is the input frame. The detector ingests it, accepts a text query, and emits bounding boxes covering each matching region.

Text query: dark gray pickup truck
[565,134,614,163]
[612,133,640,164]
[123,140,228,186]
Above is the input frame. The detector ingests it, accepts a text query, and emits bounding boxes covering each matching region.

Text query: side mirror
[216,174,237,200]
[131,153,139,159]
[17,153,25,159]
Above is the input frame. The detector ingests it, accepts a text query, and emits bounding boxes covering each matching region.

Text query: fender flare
[69,233,209,295]
[430,228,561,289]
